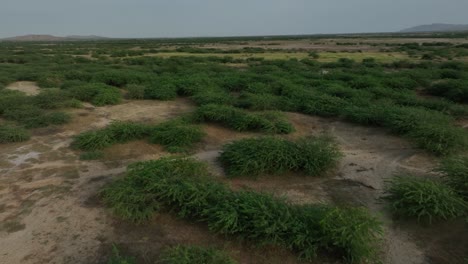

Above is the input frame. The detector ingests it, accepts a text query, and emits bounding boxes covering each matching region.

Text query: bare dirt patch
[5,81,40,96]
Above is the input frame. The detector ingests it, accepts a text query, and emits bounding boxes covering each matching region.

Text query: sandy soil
[0,100,466,264]
[5,82,40,96]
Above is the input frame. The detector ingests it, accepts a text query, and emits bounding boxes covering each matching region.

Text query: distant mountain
[1,34,110,41]
[401,23,468,33]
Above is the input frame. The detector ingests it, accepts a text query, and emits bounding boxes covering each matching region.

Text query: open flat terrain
[0,34,467,264]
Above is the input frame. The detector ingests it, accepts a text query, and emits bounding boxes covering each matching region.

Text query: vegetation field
[0,34,467,264]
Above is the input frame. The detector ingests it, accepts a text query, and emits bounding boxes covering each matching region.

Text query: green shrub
[72,130,114,151]
[102,157,382,262]
[191,88,234,106]
[219,136,341,177]
[37,74,63,88]
[79,151,104,160]
[33,89,71,109]
[161,245,236,264]
[381,176,467,223]
[149,120,205,152]
[194,104,293,134]
[0,124,30,143]
[69,83,122,106]
[124,84,145,99]
[427,80,468,103]
[437,156,468,199]
[144,82,178,100]
[107,245,135,264]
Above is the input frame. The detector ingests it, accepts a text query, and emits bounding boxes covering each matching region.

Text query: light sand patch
[6,81,40,96]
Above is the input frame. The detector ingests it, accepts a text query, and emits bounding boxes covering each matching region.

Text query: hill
[401,23,468,33]
[1,34,109,41]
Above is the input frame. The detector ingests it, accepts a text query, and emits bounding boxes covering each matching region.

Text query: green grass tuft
[149,120,205,152]
[437,156,468,200]
[161,245,236,264]
[381,176,467,223]
[0,124,30,143]
[194,104,294,134]
[219,136,341,177]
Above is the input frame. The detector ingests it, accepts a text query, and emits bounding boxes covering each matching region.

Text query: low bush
[107,245,135,264]
[161,245,236,264]
[72,121,150,151]
[427,80,468,103]
[68,83,122,106]
[194,104,294,134]
[191,88,234,106]
[219,136,341,177]
[102,157,382,262]
[33,89,71,109]
[144,82,178,100]
[0,124,30,143]
[124,84,145,99]
[437,156,468,199]
[381,176,467,223]
[149,120,205,152]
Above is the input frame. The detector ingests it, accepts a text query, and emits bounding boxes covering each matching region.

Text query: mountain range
[401,23,468,33]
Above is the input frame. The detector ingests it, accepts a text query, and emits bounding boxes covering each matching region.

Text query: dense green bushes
[437,156,468,200]
[0,124,30,143]
[72,120,204,152]
[219,136,341,177]
[149,120,205,152]
[102,157,382,262]
[382,176,467,223]
[161,246,236,264]
[427,80,468,103]
[194,104,294,134]
[72,121,150,151]
[68,83,122,106]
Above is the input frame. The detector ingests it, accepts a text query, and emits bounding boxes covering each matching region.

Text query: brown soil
[5,81,41,96]
[0,100,466,264]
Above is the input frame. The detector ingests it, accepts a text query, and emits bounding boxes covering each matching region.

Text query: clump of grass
[0,124,30,143]
[107,245,135,264]
[437,156,468,200]
[219,136,341,177]
[102,157,381,262]
[68,83,122,106]
[124,84,145,99]
[149,120,205,152]
[161,245,236,264]
[72,121,150,151]
[381,176,467,223]
[79,151,104,160]
[194,104,294,134]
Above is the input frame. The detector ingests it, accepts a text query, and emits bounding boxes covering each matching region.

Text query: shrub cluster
[0,124,30,143]
[72,121,150,151]
[72,120,205,153]
[194,104,294,134]
[102,157,382,263]
[68,83,122,106]
[219,136,341,177]
[381,176,467,223]
[437,156,468,200]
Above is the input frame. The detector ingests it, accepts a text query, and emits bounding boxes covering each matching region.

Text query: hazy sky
[1,0,468,38]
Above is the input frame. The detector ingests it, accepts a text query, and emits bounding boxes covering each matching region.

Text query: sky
[1,0,468,38]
